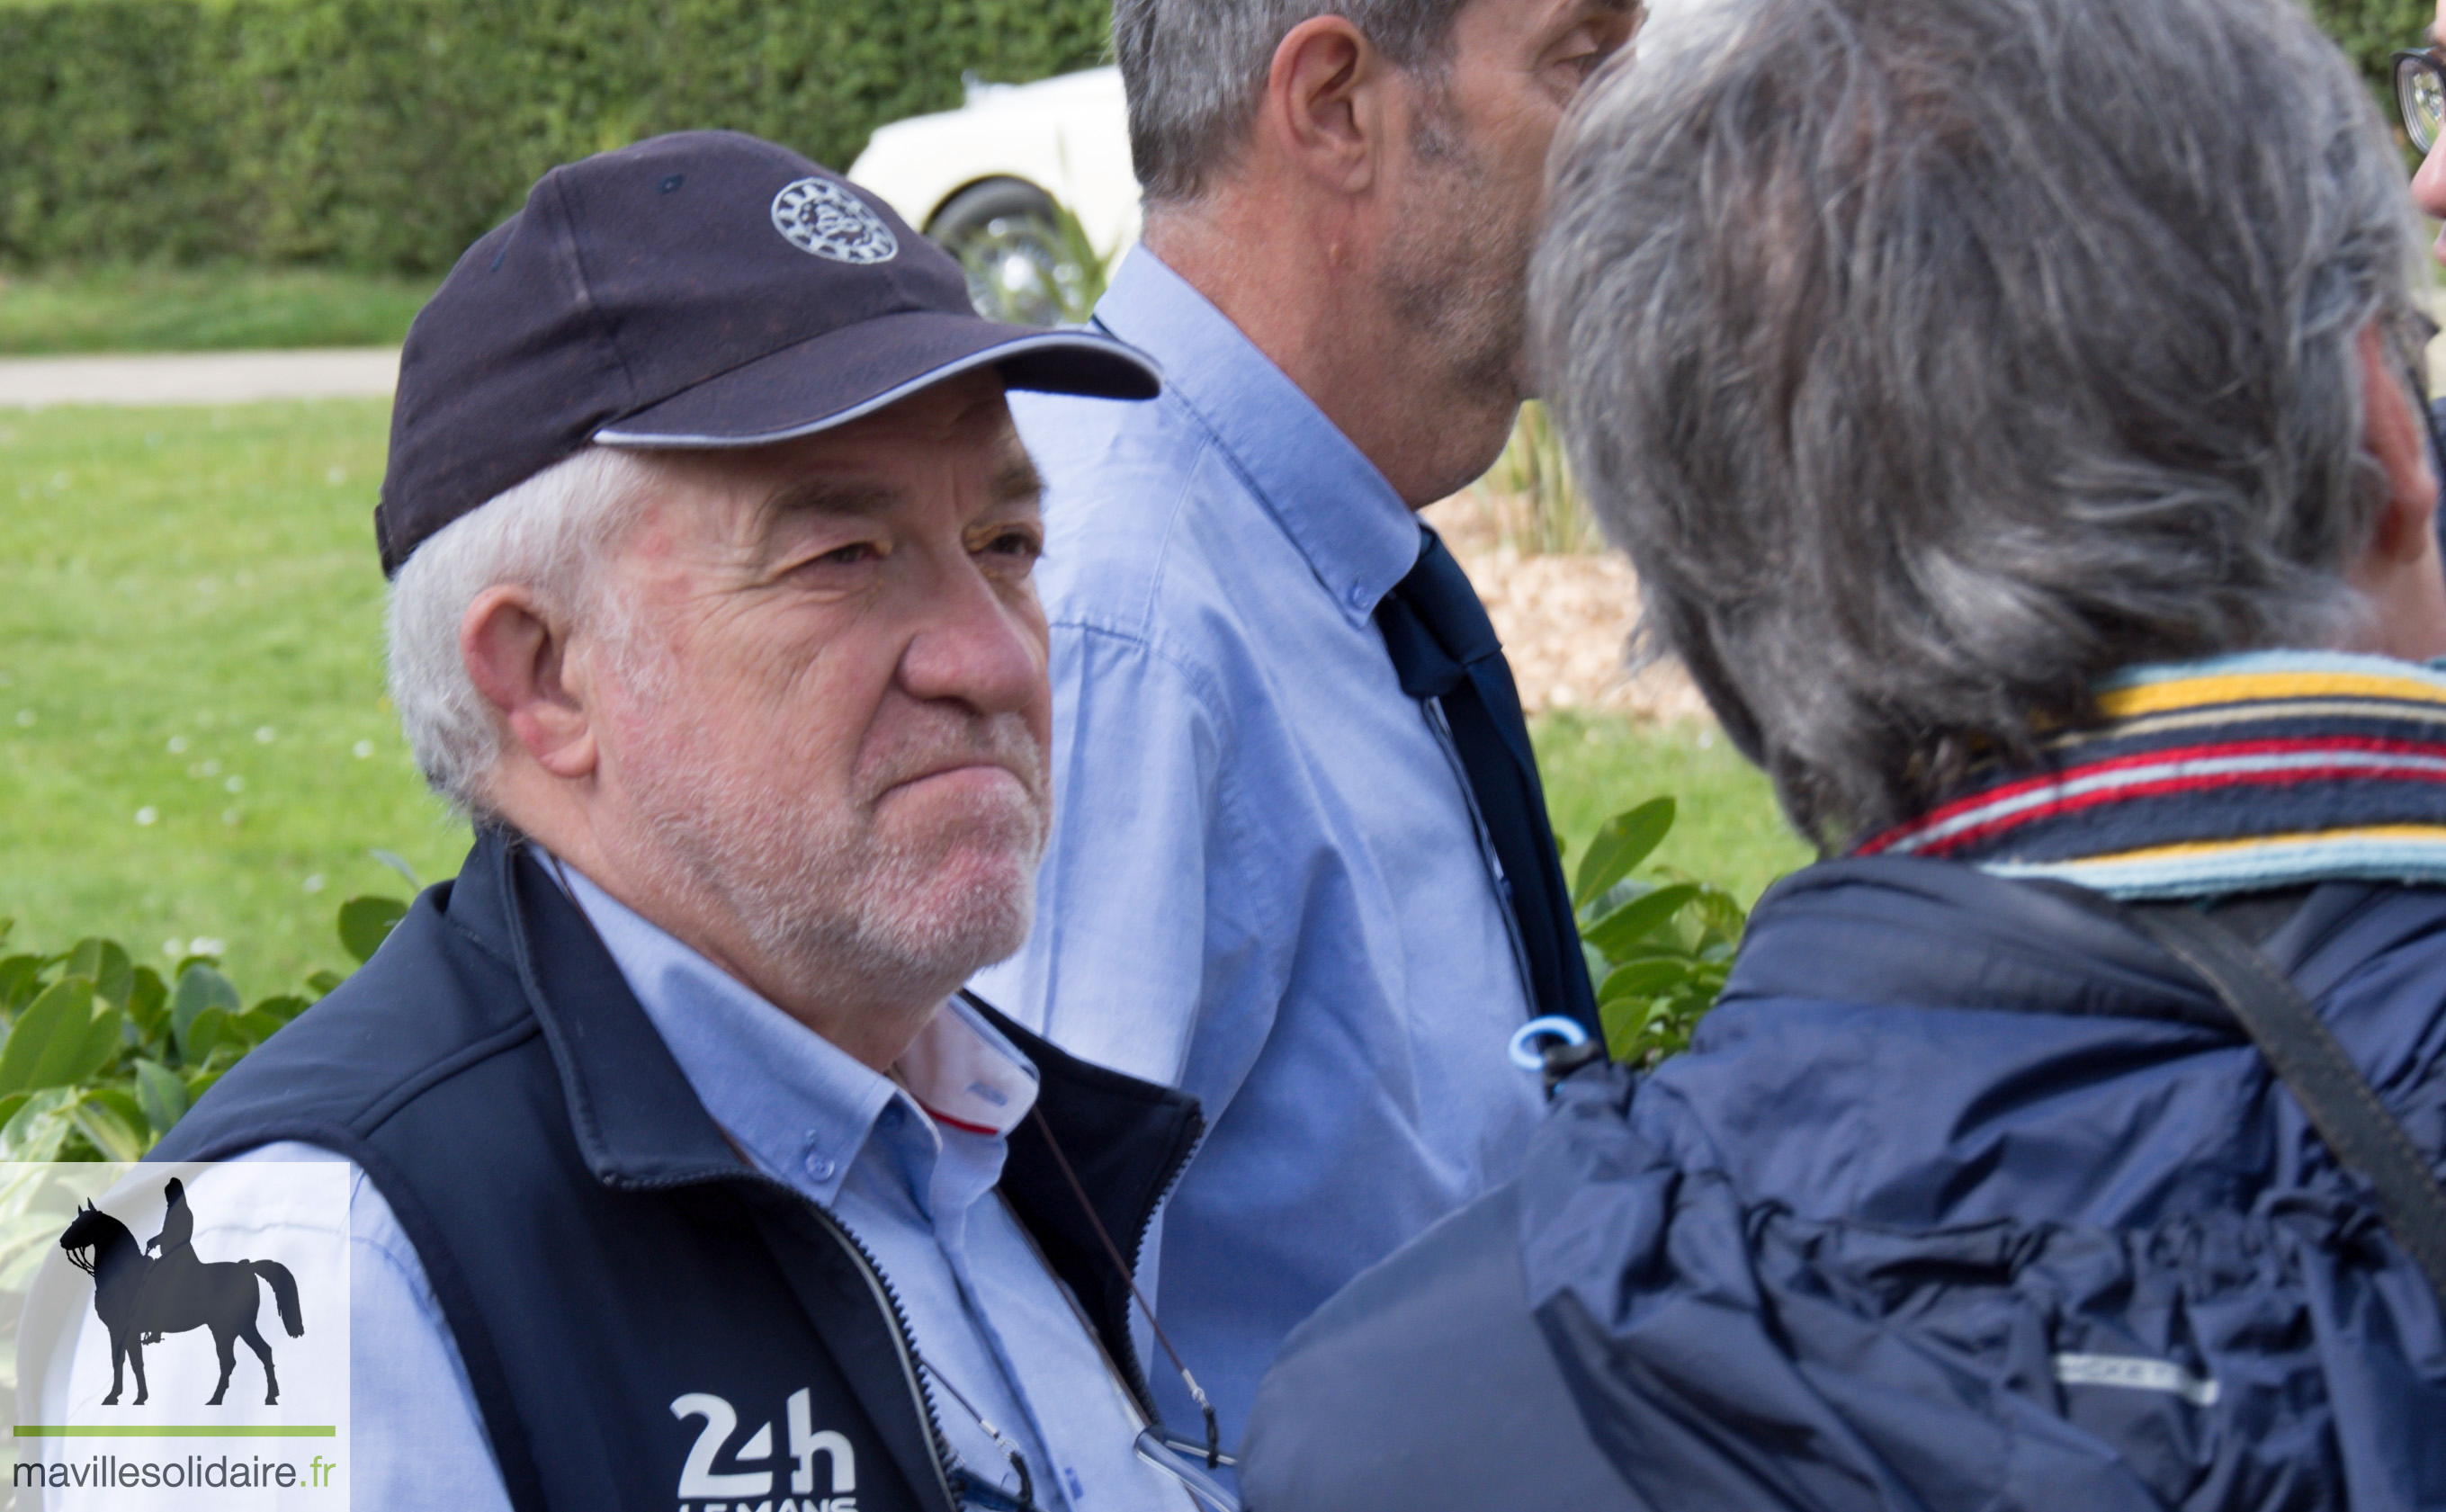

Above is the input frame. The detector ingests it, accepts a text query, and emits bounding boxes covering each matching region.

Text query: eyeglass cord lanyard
[1026,1105,1223,1470]
[913,1353,1038,1512]
[550,847,1216,1488]
[551,848,1043,1508]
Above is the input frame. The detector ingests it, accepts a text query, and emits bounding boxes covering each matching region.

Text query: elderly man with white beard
[150,131,1232,1512]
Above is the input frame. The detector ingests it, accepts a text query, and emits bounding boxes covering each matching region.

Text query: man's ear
[1263,15,1386,195]
[459,586,598,780]
[2358,319,2441,566]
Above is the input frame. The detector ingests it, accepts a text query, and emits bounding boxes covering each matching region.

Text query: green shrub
[1568,798,1751,1064]
[0,795,1762,1153]
[0,0,1109,273]
[0,0,2426,276]
[2316,0,2431,112]
[0,893,404,1161]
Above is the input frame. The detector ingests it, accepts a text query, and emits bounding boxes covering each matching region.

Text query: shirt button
[801,1134,838,1182]
[1347,582,1370,610]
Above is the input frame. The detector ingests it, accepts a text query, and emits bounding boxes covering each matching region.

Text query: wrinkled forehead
[748,375,1038,514]
[623,375,1040,555]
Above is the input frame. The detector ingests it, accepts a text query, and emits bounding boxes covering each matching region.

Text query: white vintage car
[848,67,1141,327]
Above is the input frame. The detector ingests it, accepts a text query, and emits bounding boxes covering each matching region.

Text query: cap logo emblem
[771,178,899,265]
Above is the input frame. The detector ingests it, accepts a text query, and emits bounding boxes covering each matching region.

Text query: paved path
[3,318,2442,409]
[0,348,399,408]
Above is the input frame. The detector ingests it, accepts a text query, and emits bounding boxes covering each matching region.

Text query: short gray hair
[1115,0,1474,203]
[385,447,656,820]
[1536,0,2426,848]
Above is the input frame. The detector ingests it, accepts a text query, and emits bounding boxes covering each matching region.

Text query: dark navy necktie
[1376,524,1602,1041]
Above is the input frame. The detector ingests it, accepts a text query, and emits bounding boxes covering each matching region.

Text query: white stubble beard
[602,636,1051,1010]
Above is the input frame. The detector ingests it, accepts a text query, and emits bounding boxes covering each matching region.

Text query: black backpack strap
[2119,899,2446,1307]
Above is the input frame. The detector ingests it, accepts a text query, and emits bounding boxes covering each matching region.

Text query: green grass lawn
[1536,712,1813,908]
[0,399,1807,997]
[0,401,470,995]
[0,265,435,355]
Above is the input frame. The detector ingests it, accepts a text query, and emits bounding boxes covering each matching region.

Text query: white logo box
[4,1162,349,1510]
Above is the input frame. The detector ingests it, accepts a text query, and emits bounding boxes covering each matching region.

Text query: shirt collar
[1093,246,1423,623]
[551,862,1039,1205]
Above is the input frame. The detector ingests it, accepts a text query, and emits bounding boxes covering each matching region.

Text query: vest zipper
[714,1170,960,1512]
[1125,1123,1201,1295]
[1117,1117,1206,1418]
[801,1199,963,1512]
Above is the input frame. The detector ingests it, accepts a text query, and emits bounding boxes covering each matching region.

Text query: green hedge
[0,0,1108,273]
[2319,0,2432,99]
[0,0,2427,275]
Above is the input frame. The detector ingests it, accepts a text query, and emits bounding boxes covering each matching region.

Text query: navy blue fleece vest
[154,833,1203,1512]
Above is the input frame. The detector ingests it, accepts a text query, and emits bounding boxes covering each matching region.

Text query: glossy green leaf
[1603,938,1695,965]
[181,1007,235,1067]
[304,970,346,998]
[237,996,309,1043]
[1572,798,1676,913]
[127,966,170,1044]
[0,1088,80,1163]
[0,955,44,1014]
[73,1089,149,1162]
[1582,883,1702,959]
[337,896,410,965]
[1689,885,1750,946]
[1601,990,1714,1063]
[1598,958,1690,1003]
[0,980,122,1095]
[247,994,309,1027]
[66,939,134,1011]
[1600,997,1656,1062]
[169,964,242,1052]
[133,1058,190,1136]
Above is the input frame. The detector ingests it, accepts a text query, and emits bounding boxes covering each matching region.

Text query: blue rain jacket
[1241,857,2446,1510]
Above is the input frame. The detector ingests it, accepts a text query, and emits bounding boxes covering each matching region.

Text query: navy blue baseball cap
[375,130,1160,577]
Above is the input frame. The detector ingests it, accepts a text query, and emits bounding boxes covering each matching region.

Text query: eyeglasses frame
[2395,47,2446,155]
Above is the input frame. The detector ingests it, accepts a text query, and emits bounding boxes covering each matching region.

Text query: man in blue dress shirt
[968,0,1642,1458]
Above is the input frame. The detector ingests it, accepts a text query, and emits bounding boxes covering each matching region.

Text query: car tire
[927,178,1075,327]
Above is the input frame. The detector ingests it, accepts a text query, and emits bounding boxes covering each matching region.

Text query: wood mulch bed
[1423,492,1707,723]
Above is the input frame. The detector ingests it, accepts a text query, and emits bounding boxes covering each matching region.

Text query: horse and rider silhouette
[58,1178,304,1407]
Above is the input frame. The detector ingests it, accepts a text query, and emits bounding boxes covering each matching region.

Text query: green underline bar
[13,1426,336,1438]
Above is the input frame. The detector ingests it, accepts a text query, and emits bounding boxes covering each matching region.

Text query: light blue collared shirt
[242,862,1191,1512]
[968,248,1548,1454]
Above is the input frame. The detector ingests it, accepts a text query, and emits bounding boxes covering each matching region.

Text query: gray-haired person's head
[1114,0,1477,203]
[1536,0,2427,849]
[386,448,656,822]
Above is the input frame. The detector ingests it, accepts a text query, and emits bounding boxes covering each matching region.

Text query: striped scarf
[1850,650,2446,899]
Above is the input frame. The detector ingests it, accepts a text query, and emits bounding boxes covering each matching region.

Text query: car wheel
[928,178,1084,328]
